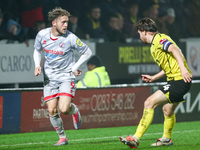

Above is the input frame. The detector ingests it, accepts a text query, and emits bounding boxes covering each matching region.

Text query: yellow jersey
[150,33,191,81]
[77,66,111,88]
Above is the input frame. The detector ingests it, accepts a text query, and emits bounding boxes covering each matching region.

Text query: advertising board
[20,87,150,132]
[0,92,21,134]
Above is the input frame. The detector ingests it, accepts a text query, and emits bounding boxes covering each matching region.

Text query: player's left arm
[72,48,92,76]
[168,44,192,82]
[70,35,93,76]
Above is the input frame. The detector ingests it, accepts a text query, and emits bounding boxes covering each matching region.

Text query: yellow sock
[163,113,176,139]
[135,108,154,139]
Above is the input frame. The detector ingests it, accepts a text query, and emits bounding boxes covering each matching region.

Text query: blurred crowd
[0,0,200,46]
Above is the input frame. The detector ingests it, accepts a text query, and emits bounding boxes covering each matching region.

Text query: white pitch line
[0,129,199,147]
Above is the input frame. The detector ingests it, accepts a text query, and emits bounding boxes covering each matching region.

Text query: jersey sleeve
[159,38,172,51]
[70,33,88,54]
[34,31,43,52]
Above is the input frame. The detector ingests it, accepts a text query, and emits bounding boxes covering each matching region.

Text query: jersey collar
[151,32,158,45]
[50,37,58,41]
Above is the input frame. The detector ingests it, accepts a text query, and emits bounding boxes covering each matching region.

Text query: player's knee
[48,107,58,116]
[162,106,174,117]
[144,98,156,109]
[144,99,152,108]
[59,106,70,114]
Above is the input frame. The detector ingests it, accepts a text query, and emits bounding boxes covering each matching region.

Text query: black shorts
[160,79,191,103]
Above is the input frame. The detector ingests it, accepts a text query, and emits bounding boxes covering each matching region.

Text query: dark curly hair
[134,17,158,32]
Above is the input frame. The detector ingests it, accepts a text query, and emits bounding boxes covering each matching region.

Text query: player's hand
[34,66,42,76]
[142,74,153,83]
[180,67,192,83]
[72,69,82,76]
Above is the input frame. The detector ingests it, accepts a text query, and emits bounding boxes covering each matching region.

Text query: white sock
[132,135,140,142]
[161,136,170,141]
[69,103,78,115]
[49,113,66,139]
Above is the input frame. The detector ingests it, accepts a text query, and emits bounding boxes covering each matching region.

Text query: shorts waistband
[167,75,183,81]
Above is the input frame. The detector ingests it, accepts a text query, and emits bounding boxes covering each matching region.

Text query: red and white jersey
[34,27,88,82]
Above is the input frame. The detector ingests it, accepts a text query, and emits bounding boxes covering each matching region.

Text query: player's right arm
[142,70,165,82]
[33,49,42,76]
[33,29,44,76]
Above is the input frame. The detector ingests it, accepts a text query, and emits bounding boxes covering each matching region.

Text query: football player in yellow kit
[119,17,192,148]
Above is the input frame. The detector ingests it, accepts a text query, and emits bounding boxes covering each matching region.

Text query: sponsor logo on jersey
[43,48,63,56]
[159,39,168,45]
[59,42,65,48]
[43,40,47,45]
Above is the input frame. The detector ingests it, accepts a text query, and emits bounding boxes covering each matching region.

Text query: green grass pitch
[0,121,199,150]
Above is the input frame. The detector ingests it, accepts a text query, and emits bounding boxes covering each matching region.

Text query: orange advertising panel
[20,87,150,133]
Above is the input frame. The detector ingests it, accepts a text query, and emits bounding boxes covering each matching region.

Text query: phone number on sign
[90,93,136,111]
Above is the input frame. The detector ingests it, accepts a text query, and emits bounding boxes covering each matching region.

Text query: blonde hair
[48,7,71,22]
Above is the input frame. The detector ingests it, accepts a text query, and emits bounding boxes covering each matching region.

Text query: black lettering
[0,55,32,72]
[19,56,24,71]
[1,56,6,72]
[25,56,31,71]
[7,56,13,71]
[13,56,18,71]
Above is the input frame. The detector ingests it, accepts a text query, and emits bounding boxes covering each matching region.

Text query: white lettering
[128,64,160,74]
[89,93,135,112]
[175,102,185,113]
[40,97,45,107]
[33,109,49,119]
[186,92,200,112]
[124,93,135,109]
[175,92,200,113]
[82,112,139,123]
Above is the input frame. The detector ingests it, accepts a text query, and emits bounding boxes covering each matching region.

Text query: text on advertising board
[75,87,150,128]
[0,55,31,72]
[119,46,154,64]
